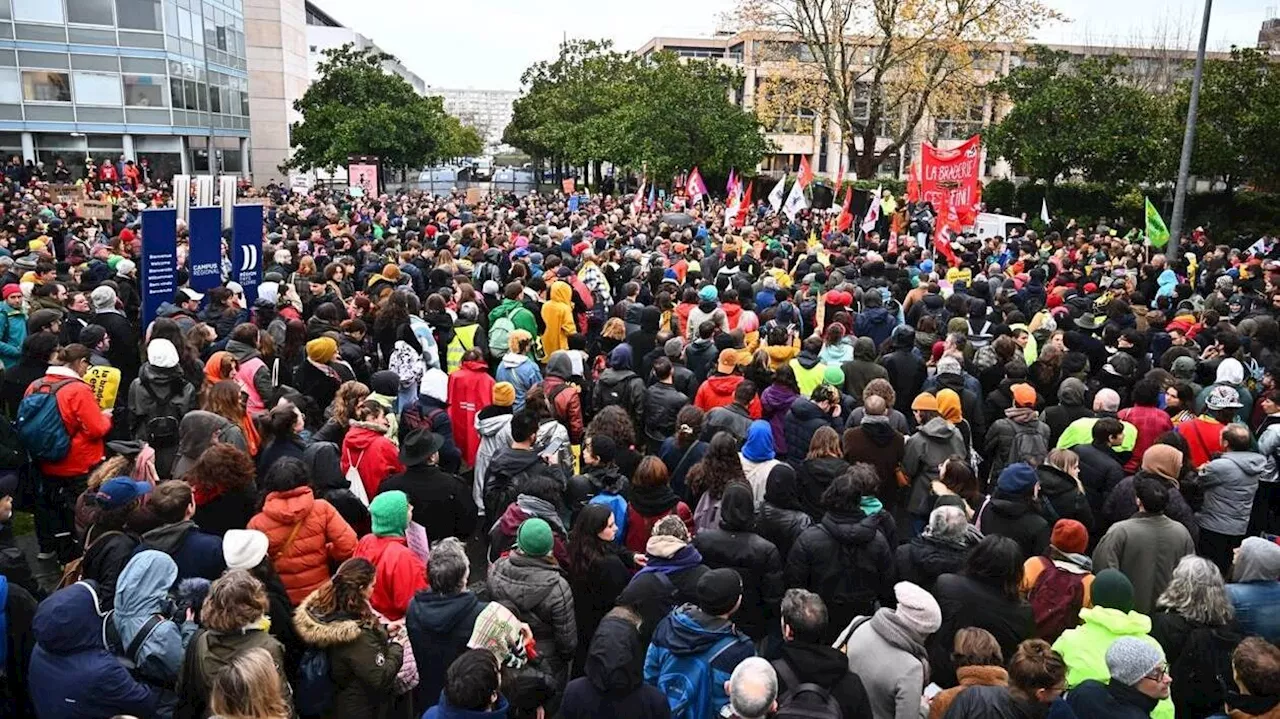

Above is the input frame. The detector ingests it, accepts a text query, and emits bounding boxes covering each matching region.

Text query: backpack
[588,492,627,545]
[489,314,515,359]
[652,631,744,719]
[771,659,844,719]
[400,403,446,444]
[295,648,336,716]
[141,381,184,449]
[1027,557,1085,642]
[1007,422,1049,468]
[388,341,424,390]
[15,379,75,462]
[105,611,167,681]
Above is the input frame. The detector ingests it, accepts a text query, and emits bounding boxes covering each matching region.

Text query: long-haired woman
[294,558,405,719]
[188,443,258,537]
[203,378,260,457]
[567,503,640,678]
[315,380,370,445]
[686,431,748,534]
[254,401,308,476]
[657,405,708,500]
[208,647,291,719]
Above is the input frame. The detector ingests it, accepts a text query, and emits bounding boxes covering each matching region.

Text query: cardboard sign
[50,183,84,204]
[561,178,575,194]
[77,201,114,220]
[84,365,121,410]
[465,187,484,205]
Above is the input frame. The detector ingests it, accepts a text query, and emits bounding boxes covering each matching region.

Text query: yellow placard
[84,365,121,410]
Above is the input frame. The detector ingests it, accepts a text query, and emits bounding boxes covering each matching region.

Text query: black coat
[569,548,634,678]
[1035,464,1095,536]
[693,527,783,641]
[94,310,140,384]
[940,684,1049,719]
[796,457,850,521]
[755,502,812,561]
[783,397,842,467]
[191,486,257,537]
[1065,679,1159,719]
[894,535,971,593]
[975,492,1051,560]
[293,361,342,428]
[1149,610,1242,719]
[378,464,477,543]
[927,573,1033,688]
[560,615,672,719]
[1072,442,1126,517]
[774,641,873,719]
[784,511,895,641]
[642,382,688,451]
[406,590,486,714]
[881,348,926,418]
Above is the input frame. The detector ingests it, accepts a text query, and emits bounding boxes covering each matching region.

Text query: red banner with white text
[920,135,982,225]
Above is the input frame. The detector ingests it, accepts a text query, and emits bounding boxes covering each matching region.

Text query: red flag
[906,161,920,204]
[934,195,960,266]
[736,180,753,227]
[833,157,845,192]
[798,155,814,189]
[836,185,854,232]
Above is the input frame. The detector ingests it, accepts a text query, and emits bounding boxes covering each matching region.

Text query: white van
[970,212,1027,240]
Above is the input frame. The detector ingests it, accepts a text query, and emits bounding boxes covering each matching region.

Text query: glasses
[1144,664,1170,682]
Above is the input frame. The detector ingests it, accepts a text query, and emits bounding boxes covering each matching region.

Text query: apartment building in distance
[427,86,518,154]
[638,28,1246,180]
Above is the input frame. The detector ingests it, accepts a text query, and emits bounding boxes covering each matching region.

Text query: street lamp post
[1168,0,1213,259]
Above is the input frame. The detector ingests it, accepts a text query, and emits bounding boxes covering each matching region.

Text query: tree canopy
[286,44,482,172]
[1181,47,1280,191]
[503,39,773,182]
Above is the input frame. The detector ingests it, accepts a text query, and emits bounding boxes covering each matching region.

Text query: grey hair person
[427,537,470,594]
[1094,388,1121,413]
[458,302,480,323]
[1155,555,1234,627]
[726,657,778,719]
[925,505,972,542]
[781,588,829,644]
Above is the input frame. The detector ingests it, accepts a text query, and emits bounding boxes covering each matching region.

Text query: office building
[0,0,251,182]
[427,87,518,153]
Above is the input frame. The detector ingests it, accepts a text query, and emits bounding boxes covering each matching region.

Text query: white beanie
[893,581,942,636]
[146,338,179,369]
[419,367,448,403]
[257,281,280,305]
[222,529,269,570]
[116,258,137,277]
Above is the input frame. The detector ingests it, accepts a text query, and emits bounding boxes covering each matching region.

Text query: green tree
[286,44,476,172]
[987,47,1176,184]
[1182,47,1280,191]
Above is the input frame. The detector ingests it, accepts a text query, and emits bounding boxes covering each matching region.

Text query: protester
[1065,637,1172,719]
[842,581,941,719]
[406,537,486,714]
[1226,536,1280,643]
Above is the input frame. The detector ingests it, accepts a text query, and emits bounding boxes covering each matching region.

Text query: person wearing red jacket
[447,348,494,466]
[353,490,426,621]
[27,343,112,560]
[340,400,404,500]
[694,349,763,417]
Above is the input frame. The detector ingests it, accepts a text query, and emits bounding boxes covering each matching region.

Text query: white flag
[782,179,808,221]
[861,184,882,233]
[1040,197,1050,224]
[768,173,788,213]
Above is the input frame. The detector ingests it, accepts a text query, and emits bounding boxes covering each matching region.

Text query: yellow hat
[305,337,337,363]
[492,382,515,407]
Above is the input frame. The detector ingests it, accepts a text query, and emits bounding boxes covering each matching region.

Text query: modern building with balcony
[0,0,251,183]
[638,29,1241,180]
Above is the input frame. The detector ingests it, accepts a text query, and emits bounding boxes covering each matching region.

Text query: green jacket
[1052,606,1172,719]
[1056,416,1138,453]
[488,298,538,338]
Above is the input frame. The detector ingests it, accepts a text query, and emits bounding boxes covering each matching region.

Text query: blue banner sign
[188,206,223,293]
[140,208,178,328]
[232,204,263,304]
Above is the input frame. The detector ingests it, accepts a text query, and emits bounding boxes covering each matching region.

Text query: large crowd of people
[0,166,1278,719]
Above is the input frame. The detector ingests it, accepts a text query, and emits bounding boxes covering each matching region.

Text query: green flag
[1145,197,1169,248]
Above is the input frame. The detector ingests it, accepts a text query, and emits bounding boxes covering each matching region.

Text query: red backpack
[1028,557,1086,642]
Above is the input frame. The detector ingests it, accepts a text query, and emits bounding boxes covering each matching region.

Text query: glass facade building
[0,0,250,182]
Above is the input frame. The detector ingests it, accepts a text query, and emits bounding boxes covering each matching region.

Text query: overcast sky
[314,0,1272,91]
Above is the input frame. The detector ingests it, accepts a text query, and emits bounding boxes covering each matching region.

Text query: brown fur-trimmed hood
[293,592,363,647]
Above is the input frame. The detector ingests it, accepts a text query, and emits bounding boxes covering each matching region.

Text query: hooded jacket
[796,456,850,520]
[544,353,585,442]
[406,589,487,713]
[472,409,513,513]
[541,281,577,357]
[486,552,577,670]
[1035,463,1095,535]
[1044,378,1094,445]
[306,441,371,537]
[562,615,671,719]
[692,484,784,640]
[756,471,812,560]
[496,352,542,412]
[488,297,539,338]
[340,422,405,499]
[172,410,247,480]
[775,640,874,719]
[840,337,889,401]
[790,350,826,398]
[760,382,800,454]
[1198,450,1267,536]
[925,371,988,439]
[785,510,895,638]
[293,592,404,719]
[1226,538,1280,643]
[685,337,718,385]
[248,486,358,604]
[903,418,967,516]
[595,363,646,423]
[448,358,495,466]
[29,582,158,719]
[28,366,112,478]
[642,606,755,719]
[128,362,199,477]
[855,305,898,349]
[113,550,194,686]
[895,531,977,593]
[782,396,842,467]
[353,533,427,622]
[983,407,1051,486]
[881,329,926,416]
[976,490,1052,559]
[140,519,226,583]
[1052,606,1171,718]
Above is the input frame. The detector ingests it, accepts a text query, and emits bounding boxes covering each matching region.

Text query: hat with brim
[399,428,444,466]
[1074,312,1105,330]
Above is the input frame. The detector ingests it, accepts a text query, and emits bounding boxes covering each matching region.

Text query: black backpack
[105,612,168,684]
[771,659,843,719]
[141,381,185,448]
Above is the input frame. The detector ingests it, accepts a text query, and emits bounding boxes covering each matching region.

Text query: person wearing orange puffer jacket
[340,399,405,500]
[249,457,357,604]
[27,343,112,561]
[540,280,576,357]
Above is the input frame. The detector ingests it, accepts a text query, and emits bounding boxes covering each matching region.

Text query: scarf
[860,496,883,516]
[204,350,236,383]
[870,607,932,686]
[240,413,261,456]
[308,358,341,382]
[192,482,226,507]
[514,494,565,535]
[636,543,703,578]
[629,482,680,516]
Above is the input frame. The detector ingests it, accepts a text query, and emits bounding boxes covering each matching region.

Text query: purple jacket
[761,383,800,455]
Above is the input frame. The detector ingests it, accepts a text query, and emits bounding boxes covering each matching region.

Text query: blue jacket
[495,354,542,412]
[113,550,196,686]
[643,605,754,719]
[1226,580,1280,644]
[139,520,226,583]
[0,308,25,368]
[29,581,158,719]
[424,693,509,719]
[854,307,898,350]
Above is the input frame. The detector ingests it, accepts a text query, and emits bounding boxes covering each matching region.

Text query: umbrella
[661,212,694,228]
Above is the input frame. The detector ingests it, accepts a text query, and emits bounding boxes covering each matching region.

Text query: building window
[116,0,162,30]
[124,74,165,106]
[14,0,65,23]
[0,70,18,104]
[68,0,115,25]
[74,72,123,105]
[22,71,72,103]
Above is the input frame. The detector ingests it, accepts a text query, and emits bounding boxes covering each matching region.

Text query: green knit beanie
[1091,568,1135,613]
[516,518,554,557]
[370,490,409,537]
